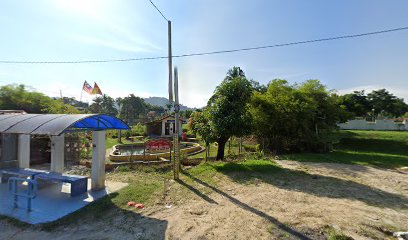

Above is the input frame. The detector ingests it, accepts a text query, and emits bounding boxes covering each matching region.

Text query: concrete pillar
[91,131,106,190]
[161,121,166,136]
[18,134,30,169]
[2,134,17,161]
[50,134,65,173]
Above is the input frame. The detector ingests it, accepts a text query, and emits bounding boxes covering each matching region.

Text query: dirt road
[1,161,408,239]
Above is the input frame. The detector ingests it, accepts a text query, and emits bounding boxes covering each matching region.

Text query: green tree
[250,79,347,153]
[190,110,216,160]
[0,84,78,114]
[89,94,118,116]
[117,94,146,125]
[207,67,253,160]
[367,89,408,117]
[340,90,370,117]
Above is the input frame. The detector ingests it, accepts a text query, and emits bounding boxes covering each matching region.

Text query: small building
[146,115,185,137]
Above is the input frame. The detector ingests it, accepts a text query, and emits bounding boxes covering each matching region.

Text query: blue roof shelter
[0,113,130,223]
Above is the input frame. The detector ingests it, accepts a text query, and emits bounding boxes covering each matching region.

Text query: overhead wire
[0,26,407,64]
[148,0,169,22]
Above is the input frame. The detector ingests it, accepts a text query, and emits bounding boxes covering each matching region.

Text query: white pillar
[50,134,65,173]
[91,131,106,190]
[18,134,30,169]
[162,121,166,136]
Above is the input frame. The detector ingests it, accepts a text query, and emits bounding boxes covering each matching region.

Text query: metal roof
[0,114,130,136]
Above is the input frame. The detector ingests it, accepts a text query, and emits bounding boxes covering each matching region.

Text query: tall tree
[89,94,118,116]
[207,67,253,160]
[117,94,146,124]
[340,90,370,117]
[367,89,408,117]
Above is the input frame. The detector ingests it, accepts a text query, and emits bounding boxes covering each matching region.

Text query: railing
[8,177,38,212]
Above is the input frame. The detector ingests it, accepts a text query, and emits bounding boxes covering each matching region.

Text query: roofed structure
[0,114,129,136]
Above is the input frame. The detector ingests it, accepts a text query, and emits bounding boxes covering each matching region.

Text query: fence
[338,119,408,131]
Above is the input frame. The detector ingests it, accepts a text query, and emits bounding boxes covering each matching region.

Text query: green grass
[188,142,242,159]
[283,130,408,169]
[185,158,282,185]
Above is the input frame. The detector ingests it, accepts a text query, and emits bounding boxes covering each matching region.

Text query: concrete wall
[338,119,408,131]
[109,142,201,162]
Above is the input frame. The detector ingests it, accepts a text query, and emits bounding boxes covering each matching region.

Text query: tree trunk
[216,137,228,160]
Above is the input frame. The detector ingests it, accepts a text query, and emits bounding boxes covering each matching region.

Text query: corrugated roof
[0,114,130,136]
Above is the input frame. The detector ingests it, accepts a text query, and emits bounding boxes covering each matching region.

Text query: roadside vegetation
[283,130,408,169]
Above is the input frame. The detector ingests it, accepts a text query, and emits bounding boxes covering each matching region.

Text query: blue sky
[0,0,408,107]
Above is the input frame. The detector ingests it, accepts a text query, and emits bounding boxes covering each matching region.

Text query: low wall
[109,142,202,162]
[338,119,408,131]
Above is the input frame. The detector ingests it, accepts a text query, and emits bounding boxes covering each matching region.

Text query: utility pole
[168,21,173,103]
[167,20,179,180]
[173,67,180,180]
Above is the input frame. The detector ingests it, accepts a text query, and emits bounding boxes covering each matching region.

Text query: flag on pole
[92,82,103,95]
[82,81,93,94]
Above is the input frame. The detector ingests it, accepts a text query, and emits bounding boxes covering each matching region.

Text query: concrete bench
[34,172,88,197]
[0,168,46,183]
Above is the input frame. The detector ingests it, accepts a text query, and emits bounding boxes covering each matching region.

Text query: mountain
[143,97,194,111]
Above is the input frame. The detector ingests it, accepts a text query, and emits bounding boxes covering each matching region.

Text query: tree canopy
[89,94,118,116]
[340,89,408,118]
[250,79,348,153]
[201,67,253,160]
[0,84,79,114]
[117,94,146,125]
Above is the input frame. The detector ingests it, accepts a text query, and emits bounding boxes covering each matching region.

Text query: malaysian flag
[83,81,93,94]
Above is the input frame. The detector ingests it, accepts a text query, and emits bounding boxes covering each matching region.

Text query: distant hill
[144,97,194,111]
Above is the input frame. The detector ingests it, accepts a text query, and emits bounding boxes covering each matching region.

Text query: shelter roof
[0,114,129,136]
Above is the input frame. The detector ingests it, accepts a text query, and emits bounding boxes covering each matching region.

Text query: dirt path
[2,161,408,239]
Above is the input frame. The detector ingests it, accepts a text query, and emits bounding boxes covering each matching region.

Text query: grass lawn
[283,130,408,169]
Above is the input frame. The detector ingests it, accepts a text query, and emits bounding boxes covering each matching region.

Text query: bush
[243,144,259,152]
[124,130,132,139]
[131,123,146,136]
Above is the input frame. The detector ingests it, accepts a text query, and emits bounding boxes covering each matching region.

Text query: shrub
[243,144,259,152]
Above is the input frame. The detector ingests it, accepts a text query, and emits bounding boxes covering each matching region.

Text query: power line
[1,26,408,64]
[148,0,169,22]
[174,26,408,58]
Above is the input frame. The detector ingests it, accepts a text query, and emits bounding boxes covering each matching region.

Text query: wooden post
[205,144,208,162]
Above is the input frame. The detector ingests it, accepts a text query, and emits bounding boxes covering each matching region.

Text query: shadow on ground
[1,192,168,240]
[181,170,314,240]
[211,161,408,210]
